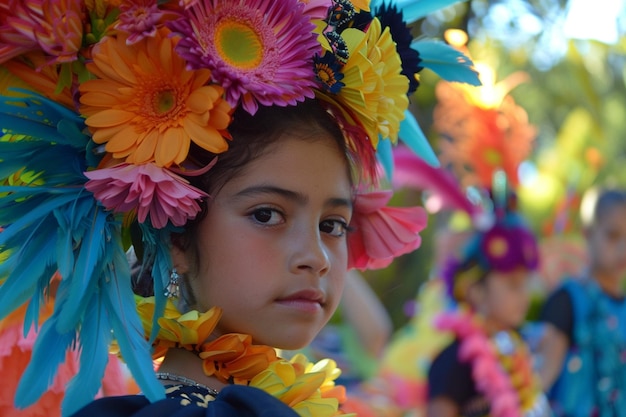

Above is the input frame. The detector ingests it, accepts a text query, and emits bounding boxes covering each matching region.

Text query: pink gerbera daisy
[117,0,164,45]
[0,0,84,65]
[168,0,320,114]
[84,163,208,229]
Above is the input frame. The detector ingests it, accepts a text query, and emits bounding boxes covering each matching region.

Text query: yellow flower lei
[135,296,353,417]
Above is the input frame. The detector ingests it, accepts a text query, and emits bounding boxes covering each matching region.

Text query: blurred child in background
[538,188,626,417]
[427,207,552,417]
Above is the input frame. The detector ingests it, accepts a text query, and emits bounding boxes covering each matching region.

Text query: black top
[539,287,574,344]
[427,340,489,417]
[70,384,300,417]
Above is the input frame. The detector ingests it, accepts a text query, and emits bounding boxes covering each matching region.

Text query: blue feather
[412,39,481,85]
[103,227,165,403]
[23,281,54,335]
[399,110,441,167]
[0,226,58,319]
[14,312,76,408]
[380,0,465,23]
[0,142,87,182]
[56,203,109,332]
[142,225,174,343]
[370,0,464,23]
[376,138,394,181]
[62,293,112,416]
[1,90,85,130]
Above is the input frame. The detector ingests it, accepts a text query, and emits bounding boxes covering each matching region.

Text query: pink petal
[84,163,208,229]
[348,190,427,270]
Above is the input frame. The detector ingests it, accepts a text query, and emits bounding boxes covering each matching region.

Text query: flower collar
[435,309,545,417]
[135,297,351,417]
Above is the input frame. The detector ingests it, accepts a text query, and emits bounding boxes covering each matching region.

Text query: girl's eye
[320,219,349,237]
[252,208,283,225]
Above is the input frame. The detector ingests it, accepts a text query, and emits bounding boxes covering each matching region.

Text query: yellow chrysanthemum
[250,354,352,417]
[80,27,232,168]
[316,18,408,148]
[135,296,222,358]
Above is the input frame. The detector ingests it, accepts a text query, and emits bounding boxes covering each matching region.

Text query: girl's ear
[170,245,191,275]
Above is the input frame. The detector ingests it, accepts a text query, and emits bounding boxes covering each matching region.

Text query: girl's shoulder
[70,385,299,417]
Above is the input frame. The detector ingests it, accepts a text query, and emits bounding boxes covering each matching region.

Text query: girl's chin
[260,332,319,351]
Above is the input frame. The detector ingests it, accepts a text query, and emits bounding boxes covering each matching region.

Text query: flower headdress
[441,176,540,303]
[0,0,479,414]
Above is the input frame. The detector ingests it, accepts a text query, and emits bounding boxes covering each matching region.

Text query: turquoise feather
[0,91,163,412]
[399,110,440,167]
[0,226,58,318]
[376,138,394,181]
[413,39,481,85]
[1,90,85,130]
[103,230,165,404]
[137,224,175,343]
[62,295,113,416]
[55,204,109,333]
[371,0,464,23]
[14,311,76,409]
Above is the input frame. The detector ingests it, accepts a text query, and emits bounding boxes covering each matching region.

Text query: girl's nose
[290,227,331,276]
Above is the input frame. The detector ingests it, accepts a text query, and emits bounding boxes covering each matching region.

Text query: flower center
[214,19,263,70]
[484,147,502,165]
[155,90,176,114]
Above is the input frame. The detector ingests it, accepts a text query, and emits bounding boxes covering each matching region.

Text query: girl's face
[181,135,352,349]
[476,268,530,330]
[587,204,626,276]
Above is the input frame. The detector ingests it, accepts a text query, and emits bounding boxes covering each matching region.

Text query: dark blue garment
[547,279,626,417]
[70,384,300,417]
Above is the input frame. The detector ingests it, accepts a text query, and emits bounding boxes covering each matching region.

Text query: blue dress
[70,384,299,417]
[544,279,626,417]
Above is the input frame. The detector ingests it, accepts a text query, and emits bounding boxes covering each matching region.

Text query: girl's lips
[276,289,325,313]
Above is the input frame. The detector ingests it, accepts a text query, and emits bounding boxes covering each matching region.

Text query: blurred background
[364,0,626,329]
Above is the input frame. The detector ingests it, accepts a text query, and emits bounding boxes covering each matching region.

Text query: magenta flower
[117,0,164,45]
[0,0,84,65]
[301,0,333,19]
[347,190,427,270]
[84,163,208,229]
[167,0,319,114]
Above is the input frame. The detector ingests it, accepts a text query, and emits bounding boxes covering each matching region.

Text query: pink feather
[392,146,478,216]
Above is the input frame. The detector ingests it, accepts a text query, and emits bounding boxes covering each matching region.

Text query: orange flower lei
[135,297,352,417]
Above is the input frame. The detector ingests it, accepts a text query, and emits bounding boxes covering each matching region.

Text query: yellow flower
[250,354,350,417]
[316,18,407,148]
[79,27,232,168]
[135,296,221,358]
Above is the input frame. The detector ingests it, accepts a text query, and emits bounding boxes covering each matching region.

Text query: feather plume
[62,295,112,416]
[371,0,465,23]
[14,311,76,408]
[103,228,165,404]
[1,92,163,412]
[137,223,174,343]
[399,110,440,167]
[55,203,109,332]
[413,39,481,86]
[392,146,478,216]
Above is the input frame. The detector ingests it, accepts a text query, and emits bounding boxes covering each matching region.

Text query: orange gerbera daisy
[79,26,232,168]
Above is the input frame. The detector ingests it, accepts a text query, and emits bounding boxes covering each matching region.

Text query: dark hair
[175,98,357,248]
[133,99,359,297]
[592,189,626,225]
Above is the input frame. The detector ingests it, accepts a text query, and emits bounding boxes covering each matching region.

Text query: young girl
[426,211,552,417]
[538,188,626,417]
[0,1,478,416]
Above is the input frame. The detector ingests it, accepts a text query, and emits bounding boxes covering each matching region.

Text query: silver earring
[164,268,180,298]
